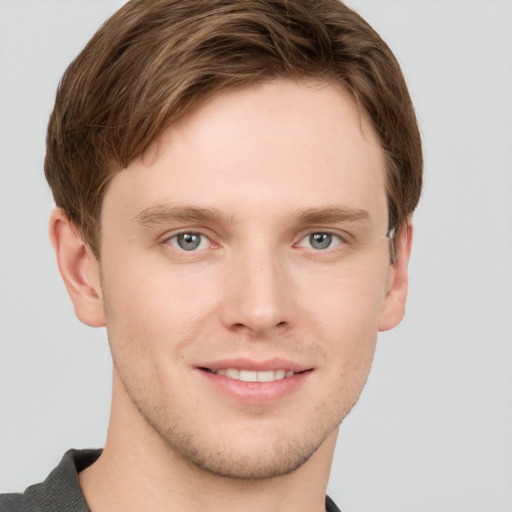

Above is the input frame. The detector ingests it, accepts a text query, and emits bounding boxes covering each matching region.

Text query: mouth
[201,368,298,383]
[197,362,312,403]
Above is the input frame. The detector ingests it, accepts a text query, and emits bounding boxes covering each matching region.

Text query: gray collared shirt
[0,449,342,512]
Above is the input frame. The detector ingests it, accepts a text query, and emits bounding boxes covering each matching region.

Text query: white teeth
[225,368,239,379]
[257,370,275,382]
[274,369,286,380]
[239,370,257,382]
[211,368,296,382]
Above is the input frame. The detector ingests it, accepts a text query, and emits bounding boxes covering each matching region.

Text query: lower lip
[198,369,311,404]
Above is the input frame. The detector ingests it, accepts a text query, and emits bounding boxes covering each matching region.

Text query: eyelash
[163,230,347,252]
[295,232,344,251]
[165,232,213,251]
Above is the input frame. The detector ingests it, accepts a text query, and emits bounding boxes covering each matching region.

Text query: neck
[79,374,337,512]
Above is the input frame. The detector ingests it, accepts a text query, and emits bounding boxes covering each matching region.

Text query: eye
[297,232,343,250]
[167,232,210,251]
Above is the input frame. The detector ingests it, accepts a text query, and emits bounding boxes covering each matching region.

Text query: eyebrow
[134,204,371,228]
[292,206,371,225]
[134,205,233,227]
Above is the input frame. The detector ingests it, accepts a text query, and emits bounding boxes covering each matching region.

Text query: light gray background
[1,1,511,511]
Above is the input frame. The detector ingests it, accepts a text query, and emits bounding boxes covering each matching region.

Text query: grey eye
[169,232,208,251]
[309,233,333,250]
[296,232,343,250]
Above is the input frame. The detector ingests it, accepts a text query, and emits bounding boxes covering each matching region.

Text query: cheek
[101,256,221,350]
[299,261,388,385]
[301,261,389,337]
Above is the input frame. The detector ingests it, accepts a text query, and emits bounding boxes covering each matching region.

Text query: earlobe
[378,222,413,332]
[49,208,105,327]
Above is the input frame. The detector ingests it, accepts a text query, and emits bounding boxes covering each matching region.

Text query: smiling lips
[205,368,296,383]
[199,363,311,403]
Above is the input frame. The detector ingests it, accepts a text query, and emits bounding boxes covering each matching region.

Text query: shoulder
[0,492,31,512]
[326,494,343,512]
[0,449,101,512]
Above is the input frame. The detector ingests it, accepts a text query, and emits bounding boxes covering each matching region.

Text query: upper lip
[197,358,312,373]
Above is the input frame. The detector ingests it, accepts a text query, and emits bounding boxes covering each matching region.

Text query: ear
[49,208,105,327]
[378,221,413,332]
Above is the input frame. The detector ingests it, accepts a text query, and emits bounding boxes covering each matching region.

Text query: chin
[163,428,331,480]
[135,401,344,480]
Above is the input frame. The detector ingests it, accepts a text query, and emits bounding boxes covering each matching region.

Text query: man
[0,0,422,510]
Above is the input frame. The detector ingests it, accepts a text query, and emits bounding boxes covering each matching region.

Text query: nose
[220,246,295,336]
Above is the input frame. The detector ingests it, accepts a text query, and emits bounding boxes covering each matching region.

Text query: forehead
[103,79,387,228]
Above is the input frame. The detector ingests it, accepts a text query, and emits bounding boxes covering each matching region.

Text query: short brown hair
[45,0,422,258]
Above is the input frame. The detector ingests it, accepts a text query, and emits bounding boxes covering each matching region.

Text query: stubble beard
[115,368,358,481]
[103,291,370,481]
[138,400,339,480]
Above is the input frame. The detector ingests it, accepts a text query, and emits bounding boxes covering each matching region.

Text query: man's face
[90,79,408,479]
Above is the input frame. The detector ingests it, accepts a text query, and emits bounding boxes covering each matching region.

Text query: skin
[50,79,412,512]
